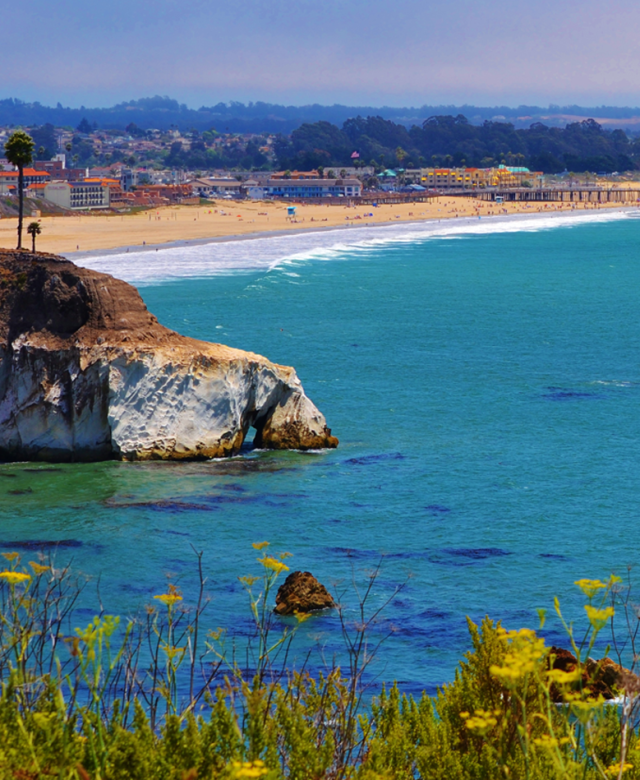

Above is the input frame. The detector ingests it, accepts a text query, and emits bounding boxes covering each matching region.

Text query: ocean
[3,209,640,696]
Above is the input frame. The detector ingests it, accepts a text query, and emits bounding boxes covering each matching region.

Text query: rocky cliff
[0,251,338,461]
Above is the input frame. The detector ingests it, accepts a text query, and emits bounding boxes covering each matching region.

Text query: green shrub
[0,551,633,779]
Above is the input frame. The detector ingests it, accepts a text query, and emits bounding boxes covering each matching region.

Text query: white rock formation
[0,252,338,461]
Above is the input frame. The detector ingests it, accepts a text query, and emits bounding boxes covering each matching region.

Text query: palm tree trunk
[32,233,36,252]
[17,165,24,250]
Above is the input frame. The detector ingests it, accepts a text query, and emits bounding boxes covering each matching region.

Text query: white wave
[69,209,633,285]
[591,379,637,387]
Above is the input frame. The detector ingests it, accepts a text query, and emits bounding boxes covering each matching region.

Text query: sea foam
[71,208,632,285]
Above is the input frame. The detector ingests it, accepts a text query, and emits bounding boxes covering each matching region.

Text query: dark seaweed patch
[343,452,406,466]
[202,493,268,506]
[8,488,33,495]
[0,539,83,549]
[384,550,429,560]
[539,553,569,561]
[542,387,605,401]
[444,547,510,559]
[425,504,451,515]
[194,461,298,476]
[429,547,511,567]
[0,474,17,478]
[106,490,287,512]
[327,546,380,560]
[129,460,298,477]
[22,468,63,473]
[105,499,213,512]
[419,608,451,620]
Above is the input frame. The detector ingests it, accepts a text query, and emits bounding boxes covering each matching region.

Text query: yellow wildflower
[239,576,260,587]
[490,627,547,683]
[575,579,607,599]
[294,611,312,623]
[584,604,614,631]
[606,763,633,777]
[533,734,559,748]
[464,708,499,734]
[161,644,186,661]
[257,555,289,574]
[229,759,268,778]
[0,571,30,584]
[252,541,270,550]
[154,593,183,606]
[547,667,582,685]
[29,562,50,575]
[1,553,19,562]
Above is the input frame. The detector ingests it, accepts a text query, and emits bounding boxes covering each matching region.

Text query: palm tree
[4,131,35,250]
[27,221,42,252]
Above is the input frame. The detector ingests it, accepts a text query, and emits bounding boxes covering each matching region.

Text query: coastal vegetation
[0,544,636,779]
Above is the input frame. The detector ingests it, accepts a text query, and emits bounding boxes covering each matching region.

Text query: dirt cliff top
[0,251,264,363]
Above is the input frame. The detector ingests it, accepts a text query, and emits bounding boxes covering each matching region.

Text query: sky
[5,0,640,108]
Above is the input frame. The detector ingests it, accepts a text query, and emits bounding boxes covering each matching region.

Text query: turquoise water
[3,213,640,694]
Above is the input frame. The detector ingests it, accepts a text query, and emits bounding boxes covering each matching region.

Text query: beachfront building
[44,180,110,210]
[188,178,243,198]
[0,168,51,187]
[256,178,362,200]
[420,165,542,190]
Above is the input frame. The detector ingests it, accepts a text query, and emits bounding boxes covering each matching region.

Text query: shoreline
[2,195,636,261]
[66,205,637,268]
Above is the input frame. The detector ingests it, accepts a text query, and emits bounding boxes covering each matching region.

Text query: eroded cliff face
[0,251,338,461]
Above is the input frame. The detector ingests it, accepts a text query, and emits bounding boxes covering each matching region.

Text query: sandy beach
[0,196,629,256]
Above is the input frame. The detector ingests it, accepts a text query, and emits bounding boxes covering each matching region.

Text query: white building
[44,181,110,210]
[188,178,244,198]
[258,178,362,200]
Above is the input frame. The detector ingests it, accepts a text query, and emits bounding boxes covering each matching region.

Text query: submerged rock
[0,251,338,461]
[274,570,336,615]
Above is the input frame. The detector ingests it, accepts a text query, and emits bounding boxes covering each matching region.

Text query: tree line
[11,114,640,175]
[275,115,640,174]
[4,95,640,133]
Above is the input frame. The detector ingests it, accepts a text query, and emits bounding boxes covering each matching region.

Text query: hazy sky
[5,0,640,108]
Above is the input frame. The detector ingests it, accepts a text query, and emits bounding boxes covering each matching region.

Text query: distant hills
[3,96,640,134]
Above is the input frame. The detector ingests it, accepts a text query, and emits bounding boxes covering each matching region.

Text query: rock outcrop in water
[274,571,336,615]
[0,251,338,461]
[549,646,631,701]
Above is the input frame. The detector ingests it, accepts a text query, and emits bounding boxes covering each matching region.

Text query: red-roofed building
[0,169,51,186]
[26,182,49,198]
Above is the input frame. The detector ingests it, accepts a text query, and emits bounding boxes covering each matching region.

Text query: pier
[452,187,640,204]
[281,187,640,207]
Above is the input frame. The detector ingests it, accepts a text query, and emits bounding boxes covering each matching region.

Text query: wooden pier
[451,187,640,204]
